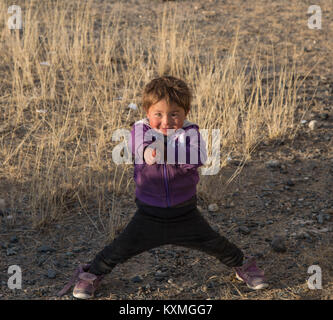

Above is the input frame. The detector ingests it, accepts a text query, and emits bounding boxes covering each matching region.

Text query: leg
[88,207,169,275]
[169,207,244,267]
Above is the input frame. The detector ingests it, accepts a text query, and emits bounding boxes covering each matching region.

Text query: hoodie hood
[135,118,196,129]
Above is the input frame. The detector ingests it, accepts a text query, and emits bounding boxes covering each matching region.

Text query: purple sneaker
[234,257,268,290]
[57,264,104,299]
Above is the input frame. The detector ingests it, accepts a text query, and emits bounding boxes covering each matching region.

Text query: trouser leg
[88,207,169,275]
[89,203,244,275]
[168,207,244,267]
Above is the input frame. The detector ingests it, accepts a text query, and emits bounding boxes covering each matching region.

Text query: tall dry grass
[0,0,308,232]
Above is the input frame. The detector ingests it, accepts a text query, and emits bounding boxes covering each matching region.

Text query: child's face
[146,99,187,136]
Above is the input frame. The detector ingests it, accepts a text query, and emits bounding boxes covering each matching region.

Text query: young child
[58,76,268,299]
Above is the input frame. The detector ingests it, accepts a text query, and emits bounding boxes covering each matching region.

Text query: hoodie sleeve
[130,122,160,164]
[178,125,207,170]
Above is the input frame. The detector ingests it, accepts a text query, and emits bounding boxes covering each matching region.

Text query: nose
[162,115,171,127]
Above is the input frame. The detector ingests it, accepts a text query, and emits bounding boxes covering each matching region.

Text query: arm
[177,127,207,170]
[130,123,164,165]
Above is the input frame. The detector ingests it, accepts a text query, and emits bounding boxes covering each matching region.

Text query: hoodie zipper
[163,164,171,207]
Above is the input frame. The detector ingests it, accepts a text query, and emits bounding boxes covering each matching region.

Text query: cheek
[174,118,184,128]
[149,118,160,128]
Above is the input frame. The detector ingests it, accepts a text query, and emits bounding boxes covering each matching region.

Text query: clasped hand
[144,140,165,165]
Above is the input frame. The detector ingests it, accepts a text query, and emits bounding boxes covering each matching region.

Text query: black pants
[89,197,244,275]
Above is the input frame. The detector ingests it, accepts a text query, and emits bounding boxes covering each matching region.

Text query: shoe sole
[73,291,94,299]
[236,273,269,290]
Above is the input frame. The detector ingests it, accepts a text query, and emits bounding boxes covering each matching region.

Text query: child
[57,76,268,299]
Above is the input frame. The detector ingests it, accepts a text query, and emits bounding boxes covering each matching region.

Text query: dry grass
[0,0,311,231]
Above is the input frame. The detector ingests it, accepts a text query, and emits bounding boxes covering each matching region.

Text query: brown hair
[142,76,192,115]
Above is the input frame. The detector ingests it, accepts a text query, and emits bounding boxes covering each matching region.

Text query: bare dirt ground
[1,0,333,300]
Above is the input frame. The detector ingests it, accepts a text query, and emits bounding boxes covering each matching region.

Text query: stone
[286,180,295,186]
[212,225,219,233]
[37,245,56,253]
[320,113,329,120]
[10,235,18,243]
[271,236,287,253]
[238,226,250,235]
[131,276,143,283]
[317,214,324,224]
[154,271,168,282]
[46,269,57,279]
[6,248,17,256]
[208,204,218,212]
[308,120,319,130]
[202,10,217,18]
[295,232,312,241]
[266,160,281,169]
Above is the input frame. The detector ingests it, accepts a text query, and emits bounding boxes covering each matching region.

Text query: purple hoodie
[129,118,207,207]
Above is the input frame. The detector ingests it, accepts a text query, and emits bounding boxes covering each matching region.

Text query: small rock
[295,232,312,240]
[286,180,295,186]
[10,235,18,243]
[228,159,241,166]
[238,226,250,235]
[6,248,17,256]
[271,236,287,253]
[131,275,143,283]
[128,103,138,110]
[320,113,329,120]
[154,271,168,282]
[208,204,218,212]
[266,160,281,169]
[308,120,319,130]
[37,245,56,253]
[211,225,219,233]
[46,269,57,279]
[317,214,324,224]
[40,61,50,67]
[202,10,217,18]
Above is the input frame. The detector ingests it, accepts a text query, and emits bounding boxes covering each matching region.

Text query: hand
[144,147,159,165]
